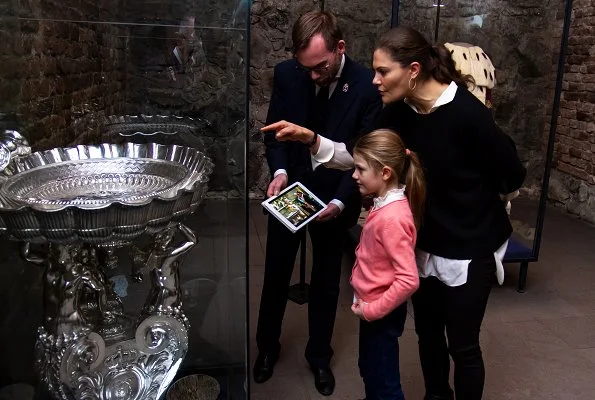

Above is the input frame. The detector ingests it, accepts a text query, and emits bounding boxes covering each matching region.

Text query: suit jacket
[264,56,382,226]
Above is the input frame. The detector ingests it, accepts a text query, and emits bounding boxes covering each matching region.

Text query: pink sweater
[350,199,420,321]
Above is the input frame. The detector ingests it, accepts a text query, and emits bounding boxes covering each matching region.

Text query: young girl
[350,129,425,400]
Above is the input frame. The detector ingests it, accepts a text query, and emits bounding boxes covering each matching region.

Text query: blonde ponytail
[403,150,425,230]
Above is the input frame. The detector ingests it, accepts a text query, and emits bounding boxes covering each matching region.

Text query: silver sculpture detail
[0,131,212,400]
[0,130,31,171]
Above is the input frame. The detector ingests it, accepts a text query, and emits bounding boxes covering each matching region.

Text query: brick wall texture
[0,0,128,149]
[550,0,595,222]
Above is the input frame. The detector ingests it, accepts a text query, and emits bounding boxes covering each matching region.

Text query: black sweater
[377,87,526,259]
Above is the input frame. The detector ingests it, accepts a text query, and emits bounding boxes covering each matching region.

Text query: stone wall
[549,0,595,222]
[248,0,392,197]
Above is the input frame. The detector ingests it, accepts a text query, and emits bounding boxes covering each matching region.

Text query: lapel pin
[343,83,349,93]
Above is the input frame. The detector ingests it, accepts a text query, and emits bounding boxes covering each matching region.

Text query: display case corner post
[391,0,400,28]
[532,0,574,262]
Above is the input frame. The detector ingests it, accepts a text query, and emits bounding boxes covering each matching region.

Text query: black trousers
[411,256,496,400]
[256,214,346,368]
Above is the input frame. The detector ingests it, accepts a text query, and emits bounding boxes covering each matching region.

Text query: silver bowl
[0,142,213,244]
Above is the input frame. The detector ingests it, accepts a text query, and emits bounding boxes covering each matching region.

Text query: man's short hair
[291,10,343,55]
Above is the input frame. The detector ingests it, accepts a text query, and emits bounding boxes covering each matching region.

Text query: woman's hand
[261,120,315,144]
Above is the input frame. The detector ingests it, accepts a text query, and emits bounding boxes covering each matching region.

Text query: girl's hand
[351,299,366,320]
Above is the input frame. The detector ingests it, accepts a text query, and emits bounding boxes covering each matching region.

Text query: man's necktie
[315,85,330,109]
[311,85,330,135]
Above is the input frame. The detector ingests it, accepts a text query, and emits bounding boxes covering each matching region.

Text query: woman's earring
[408,77,417,91]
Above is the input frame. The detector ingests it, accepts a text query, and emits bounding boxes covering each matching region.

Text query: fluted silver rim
[0,142,214,212]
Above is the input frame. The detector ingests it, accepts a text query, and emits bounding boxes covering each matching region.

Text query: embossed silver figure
[0,131,213,400]
[132,223,197,327]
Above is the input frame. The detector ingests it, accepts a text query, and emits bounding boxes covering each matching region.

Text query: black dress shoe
[311,366,335,396]
[253,353,278,383]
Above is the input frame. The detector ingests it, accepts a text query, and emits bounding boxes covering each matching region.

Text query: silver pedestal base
[23,224,196,400]
[36,315,188,400]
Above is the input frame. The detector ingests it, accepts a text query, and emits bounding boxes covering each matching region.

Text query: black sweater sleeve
[471,105,527,195]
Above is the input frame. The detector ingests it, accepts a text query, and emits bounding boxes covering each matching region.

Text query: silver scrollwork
[22,215,196,400]
[32,234,194,400]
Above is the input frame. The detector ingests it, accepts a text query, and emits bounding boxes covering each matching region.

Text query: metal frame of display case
[244,1,252,397]
[390,0,574,292]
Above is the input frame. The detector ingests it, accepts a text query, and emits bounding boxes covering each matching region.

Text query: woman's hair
[354,129,426,229]
[376,26,474,88]
[292,10,343,54]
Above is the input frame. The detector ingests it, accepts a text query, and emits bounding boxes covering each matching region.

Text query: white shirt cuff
[273,169,287,178]
[311,135,355,172]
[311,136,335,170]
[330,199,345,213]
[500,190,519,202]
[326,141,354,171]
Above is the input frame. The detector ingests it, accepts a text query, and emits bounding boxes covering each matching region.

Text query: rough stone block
[570,147,583,158]
[327,0,392,68]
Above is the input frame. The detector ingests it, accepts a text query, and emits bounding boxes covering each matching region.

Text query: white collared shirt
[372,186,406,209]
[316,54,346,98]
[404,81,458,113]
[313,81,509,286]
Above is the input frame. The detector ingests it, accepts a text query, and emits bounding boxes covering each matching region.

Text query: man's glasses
[295,48,337,74]
[296,60,331,74]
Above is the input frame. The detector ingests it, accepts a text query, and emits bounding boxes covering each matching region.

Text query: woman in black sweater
[268,26,526,400]
[370,26,526,400]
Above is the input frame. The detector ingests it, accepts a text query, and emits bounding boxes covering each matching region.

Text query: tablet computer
[261,182,327,233]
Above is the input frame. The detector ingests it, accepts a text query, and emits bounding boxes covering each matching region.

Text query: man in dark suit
[254,10,382,396]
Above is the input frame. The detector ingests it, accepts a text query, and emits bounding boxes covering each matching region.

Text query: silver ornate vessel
[0,130,214,400]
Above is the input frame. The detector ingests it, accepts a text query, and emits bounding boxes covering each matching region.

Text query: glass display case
[0,0,250,399]
[396,0,572,291]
